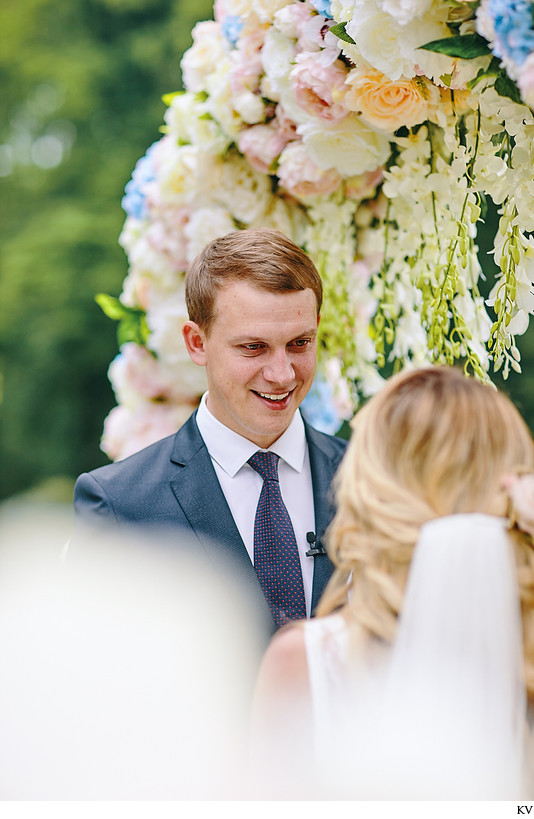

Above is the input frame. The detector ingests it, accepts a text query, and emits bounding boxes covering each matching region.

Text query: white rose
[261,28,296,85]
[215,154,273,223]
[184,207,237,263]
[299,114,390,176]
[181,21,228,94]
[330,0,357,22]
[377,0,434,26]
[345,4,413,80]
[248,196,306,242]
[273,5,300,38]
[225,0,293,23]
[232,90,266,125]
[146,293,209,398]
[127,234,179,289]
[155,140,200,206]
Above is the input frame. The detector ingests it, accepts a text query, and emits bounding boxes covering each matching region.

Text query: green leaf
[495,70,522,103]
[95,293,126,320]
[117,313,147,346]
[329,22,356,45]
[96,294,149,346]
[419,33,491,59]
[162,90,182,106]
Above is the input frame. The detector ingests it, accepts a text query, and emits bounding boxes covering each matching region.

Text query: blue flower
[488,0,534,66]
[309,0,334,18]
[221,15,243,46]
[121,142,157,220]
[301,375,343,435]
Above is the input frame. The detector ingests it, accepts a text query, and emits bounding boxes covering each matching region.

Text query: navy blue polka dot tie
[248,450,307,628]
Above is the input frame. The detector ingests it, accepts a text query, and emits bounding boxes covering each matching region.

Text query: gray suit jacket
[74,412,347,631]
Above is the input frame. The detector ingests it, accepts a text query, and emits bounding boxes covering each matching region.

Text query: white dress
[302,515,533,800]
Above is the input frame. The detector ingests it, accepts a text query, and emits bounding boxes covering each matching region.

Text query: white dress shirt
[195,393,316,616]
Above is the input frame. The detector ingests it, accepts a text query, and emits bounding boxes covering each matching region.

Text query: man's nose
[262,350,295,384]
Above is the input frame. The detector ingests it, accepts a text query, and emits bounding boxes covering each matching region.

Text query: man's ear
[183,321,207,366]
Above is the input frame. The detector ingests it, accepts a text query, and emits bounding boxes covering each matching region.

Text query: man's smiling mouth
[252,389,294,403]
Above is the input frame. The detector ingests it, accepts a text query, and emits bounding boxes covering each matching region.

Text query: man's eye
[292,339,310,347]
[242,343,263,351]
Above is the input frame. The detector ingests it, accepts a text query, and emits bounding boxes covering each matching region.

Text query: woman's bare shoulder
[256,623,309,694]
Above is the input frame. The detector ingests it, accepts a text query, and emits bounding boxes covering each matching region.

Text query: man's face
[183,281,319,448]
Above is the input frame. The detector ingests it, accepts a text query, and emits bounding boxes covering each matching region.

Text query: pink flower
[237,124,289,173]
[502,473,534,539]
[345,167,384,200]
[145,210,189,273]
[298,14,339,57]
[518,54,534,109]
[290,56,349,122]
[274,106,298,141]
[213,0,230,22]
[101,402,196,462]
[277,140,342,199]
[110,343,179,405]
[230,31,265,95]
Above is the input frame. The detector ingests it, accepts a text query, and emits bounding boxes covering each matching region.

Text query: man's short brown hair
[185,228,323,334]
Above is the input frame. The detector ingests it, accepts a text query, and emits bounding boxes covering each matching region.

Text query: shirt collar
[195,392,307,478]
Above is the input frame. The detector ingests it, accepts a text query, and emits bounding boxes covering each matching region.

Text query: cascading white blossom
[100,0,534,461]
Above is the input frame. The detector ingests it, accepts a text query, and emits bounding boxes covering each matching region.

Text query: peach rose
[340,68,434,132]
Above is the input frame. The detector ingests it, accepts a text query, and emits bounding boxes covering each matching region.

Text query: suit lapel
[305,423,344,613]
[168,414,269,604]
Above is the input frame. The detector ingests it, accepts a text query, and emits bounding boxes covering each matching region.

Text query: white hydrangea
[184,207,237,263]
[205,61,245,139]
[164,94,231,156]
[215,153,274,223]
[181,21,229,94]
[222,0,293,24]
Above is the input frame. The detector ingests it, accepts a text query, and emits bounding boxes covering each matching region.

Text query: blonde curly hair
[318,366,534,698]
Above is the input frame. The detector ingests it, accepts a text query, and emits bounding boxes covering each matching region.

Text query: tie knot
[248,450,279,482]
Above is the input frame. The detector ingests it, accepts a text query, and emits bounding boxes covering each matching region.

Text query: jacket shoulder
[305,423,348,458]
[78,411,200,487]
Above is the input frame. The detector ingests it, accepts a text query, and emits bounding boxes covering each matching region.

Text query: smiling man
[74,229,347,634]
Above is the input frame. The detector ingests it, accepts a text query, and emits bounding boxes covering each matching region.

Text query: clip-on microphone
[305,531,326,557]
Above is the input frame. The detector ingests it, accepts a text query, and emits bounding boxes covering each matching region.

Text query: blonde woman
[252,366,534,799]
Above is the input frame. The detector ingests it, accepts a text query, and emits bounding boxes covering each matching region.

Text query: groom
[74,228,347,633]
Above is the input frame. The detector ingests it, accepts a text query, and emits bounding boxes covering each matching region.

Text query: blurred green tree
[0,0,213,501]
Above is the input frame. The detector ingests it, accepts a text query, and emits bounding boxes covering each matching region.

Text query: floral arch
[98,0,534,461]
